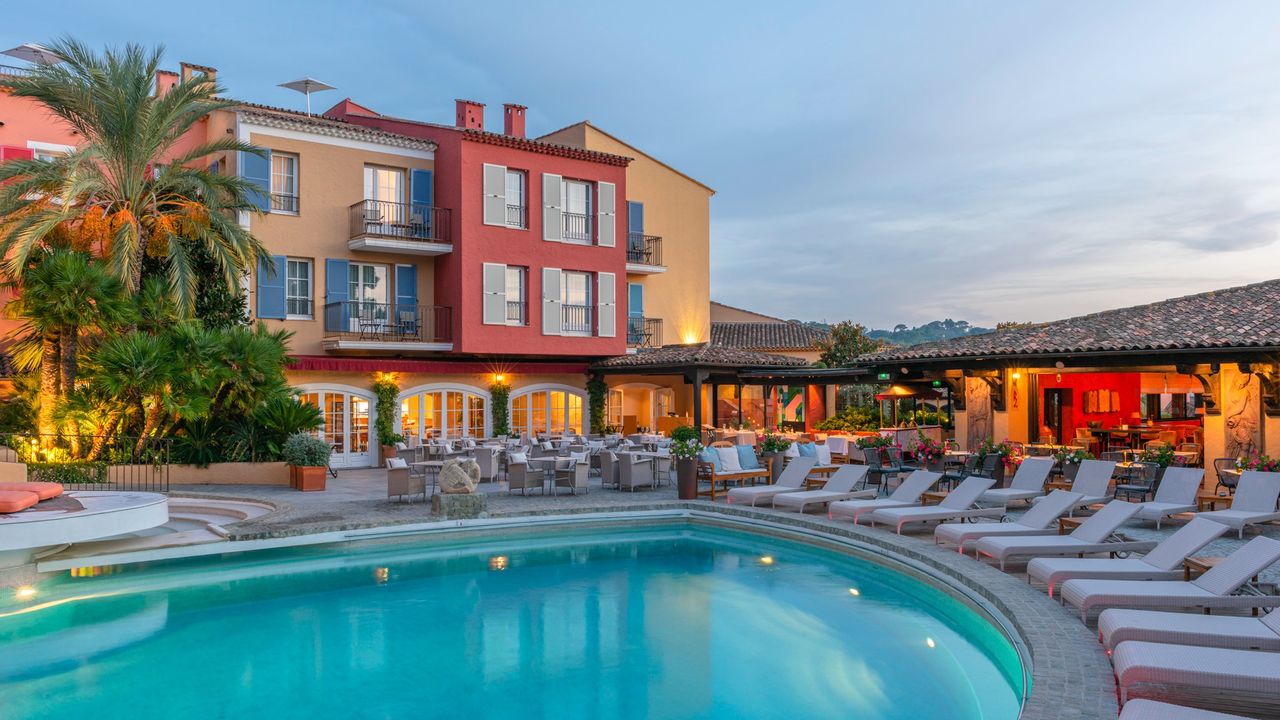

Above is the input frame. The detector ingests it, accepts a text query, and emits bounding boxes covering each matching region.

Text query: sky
[11,1,1280,328]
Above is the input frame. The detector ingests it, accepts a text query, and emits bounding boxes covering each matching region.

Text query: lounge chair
[726,457,816,507]
[1112,640,1280,706]
[1196,471,1280,538]
[974,501,1155,570]
[828,470,942,525]
[1060,536,1280,621]
[934,489,1082,553]
[1119,699,1258,720]
[1133,467,1204,528]
[977,457,1054,505]
[771,464,873,513]
[0,481,62,500]
[867,475,1001,534]
[1028,517,1229,597]
[1100,608,1280,653]
[1029,459,1116,514]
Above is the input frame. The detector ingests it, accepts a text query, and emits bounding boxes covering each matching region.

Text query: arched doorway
[510,384,587,437]
[398,384,491,441]
[297,384,375,468]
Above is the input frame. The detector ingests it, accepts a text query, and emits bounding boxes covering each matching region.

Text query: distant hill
[798,318,994,347]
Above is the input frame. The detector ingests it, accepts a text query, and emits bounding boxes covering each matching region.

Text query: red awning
[288,355,590,375]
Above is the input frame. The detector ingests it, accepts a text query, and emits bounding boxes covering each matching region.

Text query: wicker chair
[618,454,656,491]
[553,457,589,495]
[1213,458,1241,495]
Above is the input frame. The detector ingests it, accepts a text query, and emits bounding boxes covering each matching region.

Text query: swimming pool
[0,520,1026,719]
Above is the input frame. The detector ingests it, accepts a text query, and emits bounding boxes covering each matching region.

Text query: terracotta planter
[295,465,327,492]
[676,458,699,500]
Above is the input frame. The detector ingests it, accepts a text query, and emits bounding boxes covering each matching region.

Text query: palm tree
[0,38,266,313]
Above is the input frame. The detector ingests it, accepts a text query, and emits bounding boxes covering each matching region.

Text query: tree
[814,320,887,368]
[995,321,1033,331]
[0,38,266,314]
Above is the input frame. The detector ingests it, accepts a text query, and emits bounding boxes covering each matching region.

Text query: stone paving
[169,468,1280,720]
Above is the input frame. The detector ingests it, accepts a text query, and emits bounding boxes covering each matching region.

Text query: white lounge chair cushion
[1099,608,1280,652]
[829,497,915,522]
[1112,641,1280,699]
[1027,557,1177,596]
[1120,699,1256,720]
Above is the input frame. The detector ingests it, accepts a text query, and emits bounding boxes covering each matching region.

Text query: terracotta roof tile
[594,343,810,369]
[711,322,827,351]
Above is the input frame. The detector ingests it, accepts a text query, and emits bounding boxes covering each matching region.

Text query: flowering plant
[1053,447,1095,464]
[914,432,944,465]
[856,435,893,449]
[977,438,1014,459]
[1139,445,1177,468]
[670,437,704,461]
[1236,452,1280,472]
[759,429,792,453]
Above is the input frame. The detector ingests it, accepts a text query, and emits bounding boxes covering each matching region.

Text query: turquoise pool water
[0,522,1025,719]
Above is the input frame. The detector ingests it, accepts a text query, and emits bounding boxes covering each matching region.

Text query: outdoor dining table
[410,460,445,494]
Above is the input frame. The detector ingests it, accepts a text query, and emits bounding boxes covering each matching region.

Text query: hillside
[798,319,993,347]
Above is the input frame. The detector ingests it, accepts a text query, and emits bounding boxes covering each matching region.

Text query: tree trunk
[37,333,60,445]
[61,326,81,456]
[88,411,122,461]
[134,396,164,458]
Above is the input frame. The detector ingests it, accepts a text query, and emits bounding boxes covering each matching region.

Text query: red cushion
[0,482,63,501]
[0,490,38,513]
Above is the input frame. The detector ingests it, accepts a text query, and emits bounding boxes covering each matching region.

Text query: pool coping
[37,499,1119,719]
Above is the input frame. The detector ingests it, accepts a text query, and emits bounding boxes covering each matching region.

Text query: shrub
[670,437,703,460]
[759,429,791,453]
[27,460,109,484]
[281,432,331,467]
[670,425,699,443]
[372,377,403,447]
[490,382,511,436]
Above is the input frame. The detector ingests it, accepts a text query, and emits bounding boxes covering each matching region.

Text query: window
[511,388,587,437]
[348,262,389,326]
[505,266,526,325]
[270,153,298,213]
[606,389,623,429]
[286,258,312,318]
[560,271,592,335]
[562,180,593,243]
[400,388,489,439]
[364,166,404,204]
[505,170,526,228]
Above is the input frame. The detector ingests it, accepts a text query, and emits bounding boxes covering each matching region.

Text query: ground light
[758,555,774,565]
[848,588,860,597]
[926,637,936,649]
[14,586,36,601]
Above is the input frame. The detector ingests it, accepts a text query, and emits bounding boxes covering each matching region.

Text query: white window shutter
[597,272,616,337]
[597,182,616,247]
[541,267,562,335]
[482,164,507,226]
[542,173,563,241]
[482,262,507,325]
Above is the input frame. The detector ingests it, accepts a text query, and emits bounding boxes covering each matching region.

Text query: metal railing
[506,300,526,325]
[286,297,313,317]
[349,199,451,244]
[271,192,299,213]
[563,212,592,243]
[561,303,593,334]
[0,65,33,77]
[506,204,526,228]
[627,317,663,348]
[627,233,664,267]
[0,433,170,492]
[323,301,452,343]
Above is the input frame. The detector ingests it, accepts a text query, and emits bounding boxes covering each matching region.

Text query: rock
[432,492,487,519]
[439,458,480,494]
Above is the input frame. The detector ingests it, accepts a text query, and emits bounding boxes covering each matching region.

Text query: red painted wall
[1037,372,1142,441]
[330,108,628,357]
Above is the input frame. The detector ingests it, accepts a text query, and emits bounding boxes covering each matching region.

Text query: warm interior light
[14,586,37,601]
[1011,372,1021,380]
[925,637,936,648]
[489,555,509,571]
[373,567,389,584]
[759,555,774,565]
[848,588,860,597]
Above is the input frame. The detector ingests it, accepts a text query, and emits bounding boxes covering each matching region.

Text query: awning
[875,384,942,401]
[288,355,589,375]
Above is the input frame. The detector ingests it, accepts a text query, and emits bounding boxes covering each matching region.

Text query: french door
[299,390,372,467]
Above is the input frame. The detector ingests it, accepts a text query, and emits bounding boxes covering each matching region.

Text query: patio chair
[553,457,589,495]
[1074,427,1100,454]
[599,451,620,489]
[867,475,1002,534]
[978,457,1054,505]
[940,453,978,491]
[973,453,1001,480]
[885,446,918,474]
[1118,699,1255,720]
[1114,462,1161,503]
[1030,459,1117,514]
[974,500,1153,570]
[474,447,499,483]
[386,457,425,503]
[1177,443,1202,467]
[828,470,942,525]
[1196,471,1280,538]
[1060,536,1280,621]
[771,464,873,513]
[1100,607,1280,653]
[1212,458,1241,495]
[934,489,1082,553]
[1111,641,1280,706]
[618,453,655,492]
[726,456,816,507]
[506,461,543,496]
[861,446,897,494]
[1028,516,1229,597]
[1133,467,1203,528]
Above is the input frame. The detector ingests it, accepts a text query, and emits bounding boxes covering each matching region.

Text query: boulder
[439,458,480,494]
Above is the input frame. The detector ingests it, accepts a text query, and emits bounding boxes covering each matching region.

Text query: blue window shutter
[395,264,418,313]
[324,258,350,332]
[627,201,644,234]
[411,169,433,206]
[239,148,272,212]
[256,255,287,319]
[628,283,644,317]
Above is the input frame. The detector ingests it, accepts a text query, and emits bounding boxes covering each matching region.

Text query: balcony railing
[506,204,526,228]
[627,317,663,349]
[323,301,452,344]
[627,233,664,267]
[286,297,313,318]
[0,65,32,78]
[271,193,299,213]
[563,211,592,243]
[349,199,451,244]
[561,303,593,334]
[506,300,526,325]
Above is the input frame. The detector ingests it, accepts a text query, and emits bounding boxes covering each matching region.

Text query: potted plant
[1139,445,1177,482]
[977,438,1015,485]
[759,429,792,483]
[670,425,703,500]
[282,432,332,492]
[1053,447,1095,481]
[913,432,945,472]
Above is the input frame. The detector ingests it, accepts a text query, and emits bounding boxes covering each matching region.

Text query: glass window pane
[350,396,370,453]
[531,392,548,435]
[468,394,486,437]
[401,396,419,441]
[512,395,528,437]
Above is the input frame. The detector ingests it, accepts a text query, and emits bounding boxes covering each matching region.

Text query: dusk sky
[11,1,1280,328]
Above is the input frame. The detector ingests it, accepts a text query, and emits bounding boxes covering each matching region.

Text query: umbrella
[2,43,61,65]
[278,77,336,116]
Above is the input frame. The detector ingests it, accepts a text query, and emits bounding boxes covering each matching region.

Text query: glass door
[300,391,372,467]
[348,262,389,332]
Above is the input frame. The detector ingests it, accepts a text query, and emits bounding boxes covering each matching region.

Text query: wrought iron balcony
[506,204,526,229]
[349,199,452,254]
[271,193,299,213]
[506,300,527,325]
[0,65,32,77]
[562,212,592,243]
[627,317,663,349]
[322,301,452,348]
[626,233,665,273]
[561,303,593,335]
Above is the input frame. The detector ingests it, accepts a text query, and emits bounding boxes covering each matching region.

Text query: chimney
[503,104,527,139]
[455,99,485,130]
[179,62,218,86]
[154,70,179,97]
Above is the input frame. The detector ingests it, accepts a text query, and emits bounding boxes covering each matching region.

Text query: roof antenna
[278,77,336,116]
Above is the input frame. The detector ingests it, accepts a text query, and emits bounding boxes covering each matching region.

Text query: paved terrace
[168,469,1280,720]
